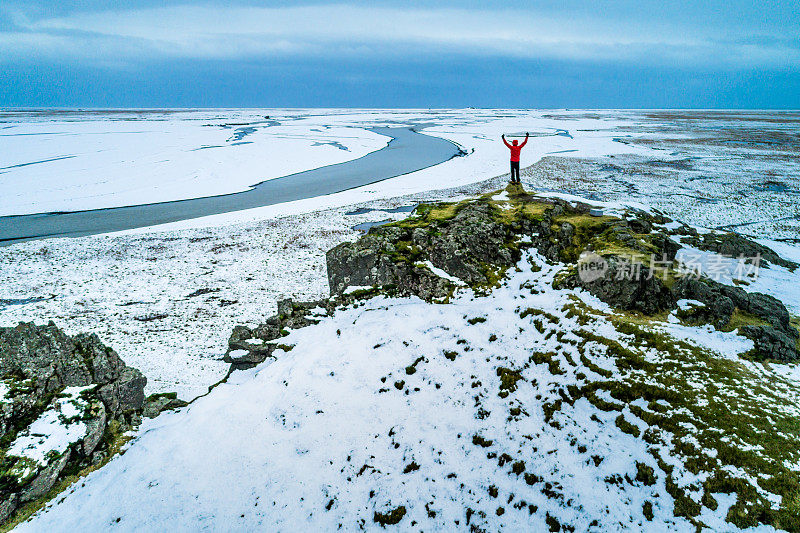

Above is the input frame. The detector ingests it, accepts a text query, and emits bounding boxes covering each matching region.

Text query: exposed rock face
[673,278,791,330]
[671,278,736,329]
[684,232,799,271]
[425,203,518,284]
[0,322,152,523]
[224,299,328,371]
[326,241,455,302]
[327,193,686,309]
[327,202,523,300]
[0,322,127,394]
[556,257,676,315]
[672,277,800,361]
[143,393,188,419]
[739,325,800,363]
[22,451,72,503]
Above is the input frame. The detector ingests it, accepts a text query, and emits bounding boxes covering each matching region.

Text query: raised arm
[502,135,512,148]
[519,133,529,148]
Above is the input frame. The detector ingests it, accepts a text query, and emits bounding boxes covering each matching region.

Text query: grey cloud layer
[2,4,799,68]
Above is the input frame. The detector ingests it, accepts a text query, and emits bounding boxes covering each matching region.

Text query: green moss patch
[720,309,770,333]
[145,392,178,402]
[563,302,800,530]
[496,367,523,398]
[479,186,552,225]
[388,201,469,230]
[548,211,668,266]
[373,505,407,526]
[615,414,641,438]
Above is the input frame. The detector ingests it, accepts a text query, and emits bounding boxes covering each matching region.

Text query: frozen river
[0,126,459,243]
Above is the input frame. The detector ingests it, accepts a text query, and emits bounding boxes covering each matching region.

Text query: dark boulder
[672,277,799,361]
[327,202,521,300]
[671,278,737,329]
[143,393,188,419]
[99,367,147,414]
[0,321,158,523]
[0,323,126,395]
[627,218,652,234]
[650,234,682,261]
[556,255,675,315]
[685,232,798,271]
[740,326,800,363]
[0,322,146,416]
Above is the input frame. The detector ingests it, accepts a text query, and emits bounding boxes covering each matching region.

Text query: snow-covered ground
[3,109,800,531]
[15,251,790,532]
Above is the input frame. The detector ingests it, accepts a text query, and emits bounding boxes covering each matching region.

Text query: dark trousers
[510,161,520,183]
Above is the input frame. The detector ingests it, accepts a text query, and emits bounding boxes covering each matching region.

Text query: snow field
[18,251,787,532]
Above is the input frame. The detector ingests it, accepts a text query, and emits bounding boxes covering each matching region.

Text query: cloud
[2,4,798,68]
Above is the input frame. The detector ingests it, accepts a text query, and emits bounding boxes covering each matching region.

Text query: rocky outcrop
[327,202,523,300]
[223,299,328,371]
[226,189,799,373]
[671,278,736,329]
[0,322,159,524]
[684,232,798,271]
[556,257,676,315]
[672,277,800,361]
[327,191,688,308]
[672,278,790,330]
[326,242,456,301]
[324,190,798,361]
[739,325,799,363]
[0,322,136,397]
[143,393,189,419]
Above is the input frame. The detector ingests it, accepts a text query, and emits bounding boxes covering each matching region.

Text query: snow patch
[420,260,465,286]
[7,386,94,466]
[344,285,373,294]
[677,299,704,311]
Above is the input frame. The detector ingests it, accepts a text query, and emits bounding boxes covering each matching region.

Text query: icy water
[351,219,392,232]
[345,205,417,216]
[0,127,458,244]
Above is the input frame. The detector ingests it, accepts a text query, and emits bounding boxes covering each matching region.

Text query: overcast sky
[2,1,799,108]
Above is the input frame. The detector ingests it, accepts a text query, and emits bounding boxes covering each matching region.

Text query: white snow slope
[17,251,792,532]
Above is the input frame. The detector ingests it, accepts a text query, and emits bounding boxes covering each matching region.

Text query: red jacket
[503,135,528,162]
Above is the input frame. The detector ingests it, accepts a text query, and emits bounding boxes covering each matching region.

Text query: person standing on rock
[502,132,529,183]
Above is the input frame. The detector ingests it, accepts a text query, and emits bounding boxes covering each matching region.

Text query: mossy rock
[373,505,407,526]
